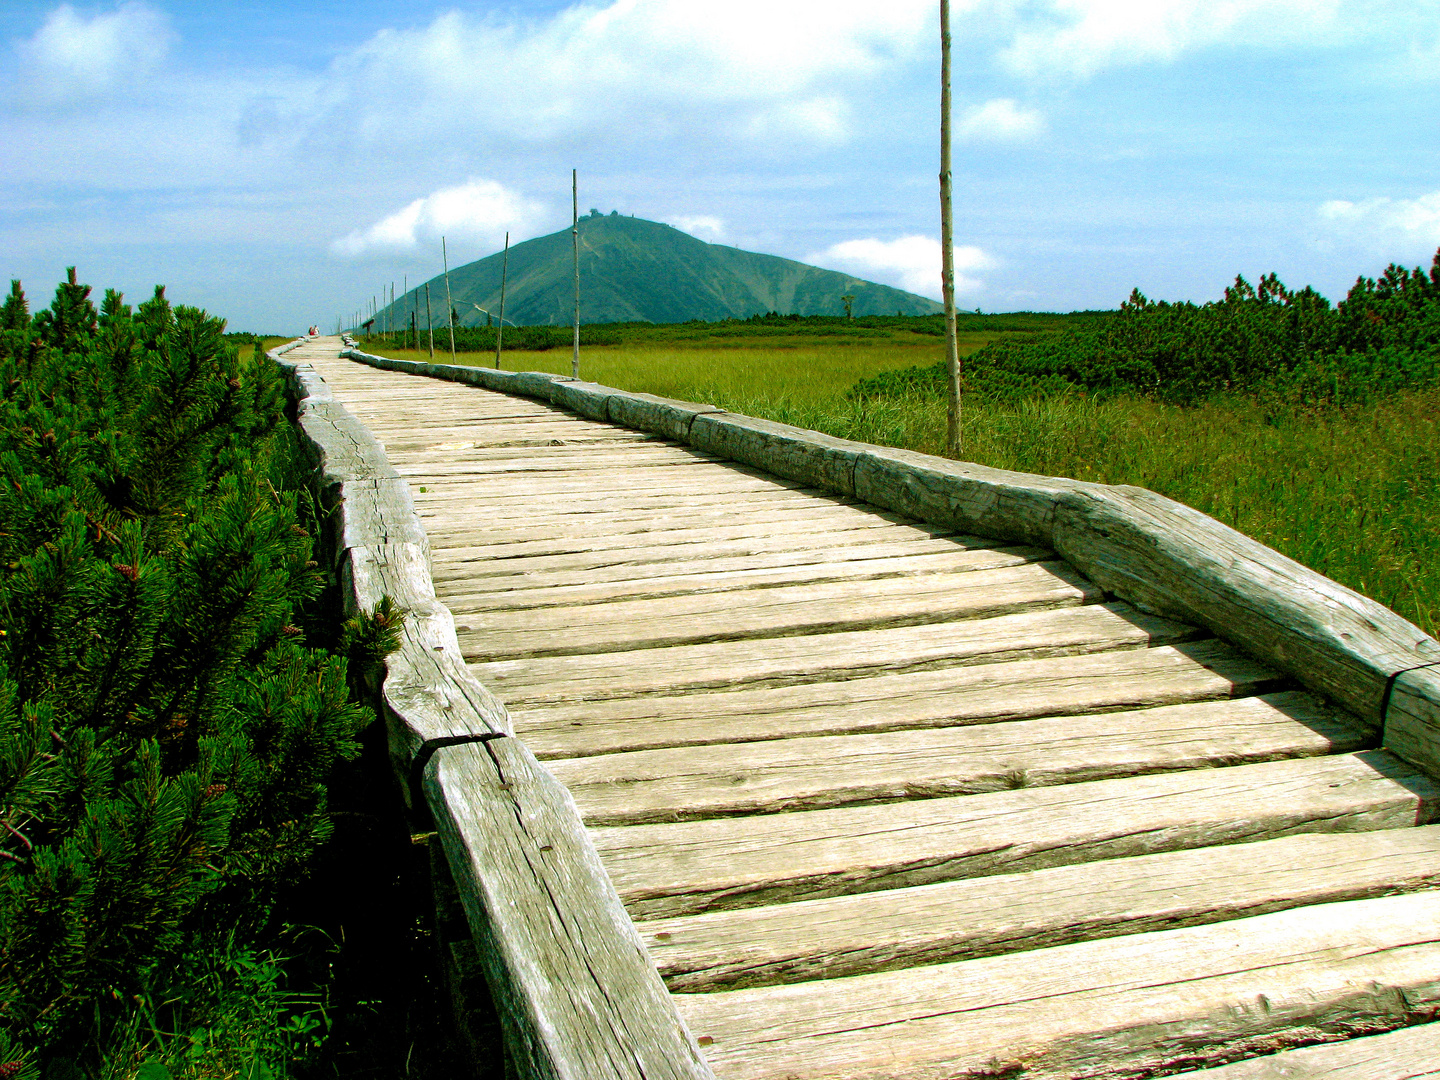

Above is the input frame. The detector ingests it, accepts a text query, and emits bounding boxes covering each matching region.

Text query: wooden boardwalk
[292,338,1440,1079]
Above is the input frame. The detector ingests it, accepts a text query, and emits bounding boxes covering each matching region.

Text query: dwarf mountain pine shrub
[0,271,382,1073]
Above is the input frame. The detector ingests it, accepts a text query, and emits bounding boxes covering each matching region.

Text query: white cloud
[329,0,932,149]
[742,96,851,145]
[956,98,1046,142]
[1399,30,1440,81]
[998,0,1345,79]
[1318,192,1440,256]
[331,179,545,258]
[16,1,174,104]
[806,236,994,300]
[668,215,727,242]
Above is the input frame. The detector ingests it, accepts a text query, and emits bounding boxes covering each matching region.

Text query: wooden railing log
[343,541,512,772]
[1049,485,1440,724]
[602,391,724,442]
[1388,667,1440,780]
[853,444,1096,548]
[548,380,615,421]
[272,346,508,798]
[338,348,1440,777]
[426,738,716,1080]
[688,413,863,497]
[278,342,708,1078]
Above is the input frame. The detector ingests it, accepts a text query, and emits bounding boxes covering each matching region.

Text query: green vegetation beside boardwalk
[360,250,1440,639]
[0,276,457,1078]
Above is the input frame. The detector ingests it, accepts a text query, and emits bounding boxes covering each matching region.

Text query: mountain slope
[379,215,942,328]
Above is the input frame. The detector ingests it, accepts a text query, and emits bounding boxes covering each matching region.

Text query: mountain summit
[380,214,942,328]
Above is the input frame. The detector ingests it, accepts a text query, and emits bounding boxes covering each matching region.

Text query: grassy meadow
[354,327,1438,638]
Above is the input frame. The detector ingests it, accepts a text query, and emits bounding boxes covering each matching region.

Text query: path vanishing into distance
[289,335,1440,1080]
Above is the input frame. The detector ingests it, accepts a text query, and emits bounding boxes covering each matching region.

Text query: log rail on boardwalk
[270,338,715,1080]
[278,333,1440,1079]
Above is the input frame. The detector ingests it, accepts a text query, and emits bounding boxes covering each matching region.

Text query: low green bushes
[378,323,623,353]
[0,272,379,1077]
[852,250,1440,407]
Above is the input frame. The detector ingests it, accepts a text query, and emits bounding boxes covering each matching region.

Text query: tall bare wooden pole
[425,282,435,360]
[572,169,581,379]
[442,236,457,363]
[495,231,509,370]
[940,0,963,457]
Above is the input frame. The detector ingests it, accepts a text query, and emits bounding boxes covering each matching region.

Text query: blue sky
[2,0,1438,332]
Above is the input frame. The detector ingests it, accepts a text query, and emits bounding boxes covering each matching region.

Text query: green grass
[355,336,1439,639]
[357,332,991,405]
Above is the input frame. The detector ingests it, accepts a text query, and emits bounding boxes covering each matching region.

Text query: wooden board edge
[1165,1020,1440,1078]
[425,738,717,1080]
[275,348,509,791]
[1386,666,1440,783]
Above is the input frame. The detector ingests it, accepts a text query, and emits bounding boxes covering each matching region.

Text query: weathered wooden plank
[510,639,1281,757]
[603,389,725,442]
[344,543,511,775]
[457,560,1099,659]
[411,466,805,500]
[411,475,829,503]
[589,751,1437,919]
[471,602,1198,704]
[420,492,847,532]
[290,394,400,482]
[674,891,1440,1080]
[638,826,1440,991]
[550,378,618,421]
[429,519,956,569]
[689,412,864,497]
[441,547,1048,612]
[391,439,711,462]
[325,476,430,559]
[392,452,719,478]
[1049,484,1440,727]
[415,491,898,527]
[547,691,1369,825]
[277,351,505,794]
[424,739,715,1080]
[416,500,937,543]
[1173,1022,1440,1078]
[375,420,652,443]
[433,536,974,590]
[387,441,678,466]
[363,405,564,423]
[1386,665,1440,782]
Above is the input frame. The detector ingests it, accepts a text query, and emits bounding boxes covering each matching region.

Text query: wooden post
[425,282,435,361]
[443,236,457,364]
[940,0,963,458]
[404,274,410,348]
[496,231,509,370]
[572,169,581,380]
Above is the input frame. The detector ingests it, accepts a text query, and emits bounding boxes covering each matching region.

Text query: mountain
[376,214,943,329]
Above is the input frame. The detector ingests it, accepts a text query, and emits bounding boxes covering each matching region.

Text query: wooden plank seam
[341,346,1440,781]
